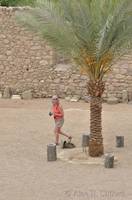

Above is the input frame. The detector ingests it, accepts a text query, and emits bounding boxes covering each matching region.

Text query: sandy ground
[0,99,132,200]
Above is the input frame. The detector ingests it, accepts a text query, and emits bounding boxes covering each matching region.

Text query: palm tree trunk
[89,96,104,156]
[88,80,105,157]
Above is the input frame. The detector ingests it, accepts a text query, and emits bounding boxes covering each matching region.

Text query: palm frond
[16,0,132,81]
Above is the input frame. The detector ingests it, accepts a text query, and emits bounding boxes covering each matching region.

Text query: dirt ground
[0,99,132,200]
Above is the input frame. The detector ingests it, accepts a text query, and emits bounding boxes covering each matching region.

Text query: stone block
[22,90,32,100]
[55,64,72,72]
[107,96,119,104]
[12,95,21,100]
[65,96,71,101]
[70,95,80,102]
[122,90,128,103]
[3,87,12,99]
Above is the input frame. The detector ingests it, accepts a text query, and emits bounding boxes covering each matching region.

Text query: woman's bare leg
[54,128,59,144]
[54,127,72,144]
[58,128,72,140]
[60,131,70,138]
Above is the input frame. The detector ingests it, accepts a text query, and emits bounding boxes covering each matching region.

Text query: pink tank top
[52,104,64,120]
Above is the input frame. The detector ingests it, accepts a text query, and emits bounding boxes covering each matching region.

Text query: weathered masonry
[0,7,132,100]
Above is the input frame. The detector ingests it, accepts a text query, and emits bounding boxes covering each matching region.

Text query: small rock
[54,64,72,72]
[107,97,119,104]
[3,87,12,99]
[65,96,71,101]
[6,50,12,56]
[39,60,48,65]
[70,95,80,102]
[22,90,32,100]
[83,96,91,103]
[4,39,9,44]
[40,80,44,83]
[12,95,21,100]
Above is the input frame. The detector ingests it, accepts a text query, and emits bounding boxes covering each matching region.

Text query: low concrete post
[104,153,114,168]
[116,136,124,147]
[82,134,90,153]
[47,144,57,161]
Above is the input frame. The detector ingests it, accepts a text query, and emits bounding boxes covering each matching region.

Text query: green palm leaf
[17,0,132,81]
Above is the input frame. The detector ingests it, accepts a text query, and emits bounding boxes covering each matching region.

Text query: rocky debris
[22,90,32,100]
[70,95,80,102]
[3,87,12,99]
[122,90,128,103]
[65,96,71,101]
[12,95,21,100]
[107,96,119,104]
[54,64,72,72]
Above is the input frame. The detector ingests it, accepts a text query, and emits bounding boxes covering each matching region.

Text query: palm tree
[17,0,132,157]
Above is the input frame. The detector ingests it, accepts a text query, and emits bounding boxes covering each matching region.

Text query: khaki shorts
[55,118,64,128]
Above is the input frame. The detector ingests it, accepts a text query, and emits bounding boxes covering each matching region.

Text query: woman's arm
[49,106,53,116]
[60,105,64,116]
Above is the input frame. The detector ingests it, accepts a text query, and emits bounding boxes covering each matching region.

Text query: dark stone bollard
[104,154,114,168]
[116,136,124,147]
[82,134,90,153]
[82,134,90,147]
[47,144,57,161]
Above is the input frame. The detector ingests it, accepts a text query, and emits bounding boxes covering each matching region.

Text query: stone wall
[0,7,54,98]
[0,7,132,100]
